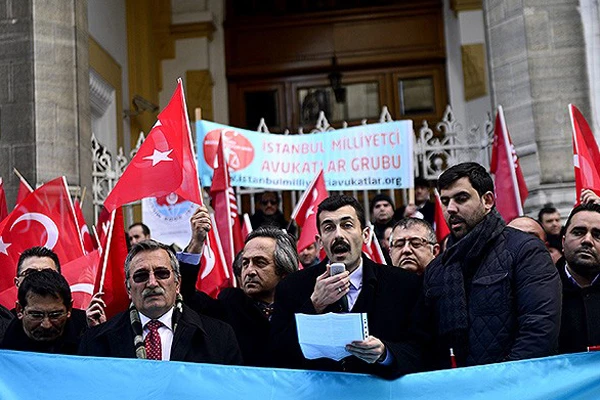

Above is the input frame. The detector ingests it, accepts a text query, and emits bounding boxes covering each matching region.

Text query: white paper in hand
[295,313,369,361]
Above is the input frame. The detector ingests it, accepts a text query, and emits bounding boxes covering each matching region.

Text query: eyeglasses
[261,199,278,206]
[390,237,434,250]
[131,267,172,283]
[24,310,67,321]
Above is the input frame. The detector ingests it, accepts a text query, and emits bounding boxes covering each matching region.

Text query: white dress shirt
[139,308,174,361]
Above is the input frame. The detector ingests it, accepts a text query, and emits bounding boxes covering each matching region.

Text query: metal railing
[91,105,494,224]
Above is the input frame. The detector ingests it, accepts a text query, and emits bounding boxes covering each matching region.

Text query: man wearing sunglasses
[249,191,296,235]
[79,240,242,365]
[389,218,439,274]
[1,269,85,354]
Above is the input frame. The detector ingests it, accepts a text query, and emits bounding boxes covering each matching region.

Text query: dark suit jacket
[1,308,87,355]
[180,262,272,367]
[78,304,243,365]
[270,256,423,379]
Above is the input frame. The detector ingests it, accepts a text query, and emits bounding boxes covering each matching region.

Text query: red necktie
[144,320,163,360]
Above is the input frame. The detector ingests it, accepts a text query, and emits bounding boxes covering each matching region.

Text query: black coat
[179,261,272,367]
[269,256,423,379]
[187,288,272,367]
[1,308,88,355]
[78,304,243,365]
[557,257,600,354]
[418,224,562,369]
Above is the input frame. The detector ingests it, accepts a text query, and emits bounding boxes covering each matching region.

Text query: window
[398,77,435,115]
[298,82,380,126]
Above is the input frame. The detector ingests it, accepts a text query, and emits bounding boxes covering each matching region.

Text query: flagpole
[178,78,205,206]
[98,209,117,293]
[91,224,104,255]
[80,186,87,209]
[569,104,582,202]
[13,168,34,191]
[219,131,236,273]
[498,106,523,216]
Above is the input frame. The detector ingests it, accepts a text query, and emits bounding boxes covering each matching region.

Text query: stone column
[482,0,590,216]
[0,0,91,212]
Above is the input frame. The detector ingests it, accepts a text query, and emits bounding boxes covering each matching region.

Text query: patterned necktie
[144,320,163,360]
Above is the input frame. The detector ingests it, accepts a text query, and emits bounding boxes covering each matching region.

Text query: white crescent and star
[10,212,59,249]
[0,237,11,256]
[143,148,173,167]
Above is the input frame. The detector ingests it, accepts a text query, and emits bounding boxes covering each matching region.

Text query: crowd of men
[1,161,600,380]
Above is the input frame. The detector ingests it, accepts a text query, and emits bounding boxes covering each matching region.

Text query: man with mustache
[389,218,439,274]
[557,203,600,354]
[180,226,298,367]
[270,195,422,379]
[1,269,85,354]
[417,162,561,369]
[79,240,242,365]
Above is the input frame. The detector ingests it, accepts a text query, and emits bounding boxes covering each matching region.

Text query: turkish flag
[433,189,451,243]
[490,106,528,221]
[196,213,232,298]
[95,207,129,318]
[62,250,101,309]
[0,177,85,296]
[210,134,243,271]
[362,230,386,265]
[569,104,600,204]
[0,178,7,223]
[74,199,95,253]
[103,79,202,212]
[291,170,328,253]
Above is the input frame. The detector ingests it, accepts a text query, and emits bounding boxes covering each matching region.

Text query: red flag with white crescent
[103,79,203,212]
[0,177,85,307]
[291,170,328,253]
[196,213,232,298]
[362,229,387,265]
[569,104,600,204]
[74,199,95,253]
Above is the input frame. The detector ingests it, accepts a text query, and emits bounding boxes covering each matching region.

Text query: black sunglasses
[132,267,172,283]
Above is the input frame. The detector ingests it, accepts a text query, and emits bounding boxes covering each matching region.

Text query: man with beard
[557,203,600,353]
[79,240,242,365]
[1,269,86,354]
[270,195,422,379]
[180,226,298,367]
[416,162,561,369]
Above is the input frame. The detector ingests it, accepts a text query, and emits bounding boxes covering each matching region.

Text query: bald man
[507,216,546,242]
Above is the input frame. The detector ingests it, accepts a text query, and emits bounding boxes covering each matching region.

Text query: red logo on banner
[203,129,254,171]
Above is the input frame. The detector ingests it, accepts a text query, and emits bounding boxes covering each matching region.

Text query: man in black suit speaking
[270,195,423,379]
